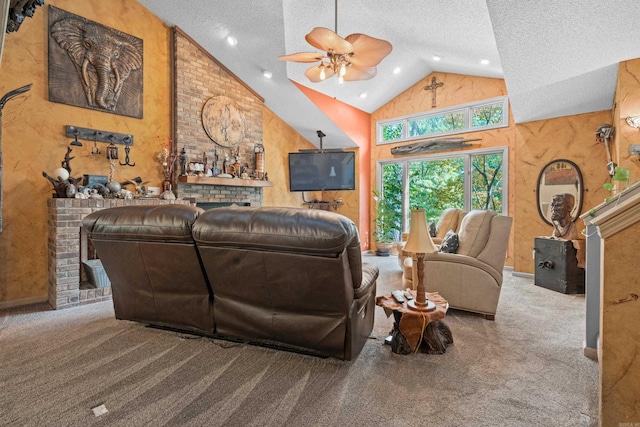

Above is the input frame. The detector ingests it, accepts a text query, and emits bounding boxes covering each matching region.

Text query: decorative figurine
[254,143,265,179]
[549,193,578,240]
[41,147,83,198]
[179,147,188,176]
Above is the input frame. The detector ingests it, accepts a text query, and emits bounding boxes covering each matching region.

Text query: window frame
[377,146,509,233]
[377,96,509,145]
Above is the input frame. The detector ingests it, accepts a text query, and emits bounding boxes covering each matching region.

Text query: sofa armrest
[423,252,503,286]
[354,263,379,299]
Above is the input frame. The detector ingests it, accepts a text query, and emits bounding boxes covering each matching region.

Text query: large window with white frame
[377,146,508,235]
[377,96,509,145]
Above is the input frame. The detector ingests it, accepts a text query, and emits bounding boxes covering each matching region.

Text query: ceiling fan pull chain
[335,0,338,34]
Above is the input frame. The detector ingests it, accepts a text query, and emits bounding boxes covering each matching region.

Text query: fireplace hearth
[47,180,265,309]
[47,198,193,309]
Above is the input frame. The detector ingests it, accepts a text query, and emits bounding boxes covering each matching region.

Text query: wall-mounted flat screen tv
[289,151,356,192]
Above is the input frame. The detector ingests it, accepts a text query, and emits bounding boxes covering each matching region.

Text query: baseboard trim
[0,295,48,310]
[511,271,534,279]
[583,344,598,361]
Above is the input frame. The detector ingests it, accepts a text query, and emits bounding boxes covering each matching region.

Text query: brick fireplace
[47,181,268,309]
[47,198,192,309]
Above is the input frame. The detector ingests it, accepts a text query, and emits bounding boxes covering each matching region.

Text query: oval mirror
[536,159,583,226]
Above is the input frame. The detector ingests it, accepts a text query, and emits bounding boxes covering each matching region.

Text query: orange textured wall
[262,106,319,208]
[292,82,368,241]
[0,0,171,304]
[614,58,640,172]
[599,57,640,426]
[371,72,515,263]
[513,111,612,274]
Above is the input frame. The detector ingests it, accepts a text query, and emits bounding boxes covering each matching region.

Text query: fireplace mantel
[178,176,273,187]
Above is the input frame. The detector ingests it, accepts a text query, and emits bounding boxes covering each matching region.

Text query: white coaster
[92,404,108,417]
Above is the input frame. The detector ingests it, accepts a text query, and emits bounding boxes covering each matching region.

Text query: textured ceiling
[138,0,640,148]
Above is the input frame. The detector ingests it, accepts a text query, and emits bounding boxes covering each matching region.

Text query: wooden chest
[534,237,585,294]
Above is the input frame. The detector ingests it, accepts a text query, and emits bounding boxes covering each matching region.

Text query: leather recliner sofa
[82,204,379,360]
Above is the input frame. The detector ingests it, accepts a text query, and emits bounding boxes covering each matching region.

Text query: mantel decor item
[254,143,265,179]
[403,209,437,311]
[202,95,246,147]
[48,6,143,118]
[41,147,83,198]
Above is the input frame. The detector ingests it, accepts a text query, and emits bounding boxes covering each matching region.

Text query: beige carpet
[0,254,598,426]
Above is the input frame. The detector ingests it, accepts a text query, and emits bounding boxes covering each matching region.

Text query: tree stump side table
[376,290,453,354]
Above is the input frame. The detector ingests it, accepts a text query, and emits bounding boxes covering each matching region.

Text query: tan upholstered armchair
[415,210,512,320]
[397,207,467,276]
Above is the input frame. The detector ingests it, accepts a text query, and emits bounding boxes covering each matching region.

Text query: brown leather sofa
[82,204,378,360]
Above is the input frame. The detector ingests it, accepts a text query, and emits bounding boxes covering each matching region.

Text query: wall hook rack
[119,141,135,167]
[65,125,134,146]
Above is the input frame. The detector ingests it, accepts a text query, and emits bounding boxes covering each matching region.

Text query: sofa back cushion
[82,204,213,335]
[193,206,365,357]
[457,210,497,257]
[435,208,468,239]
[82,204,203,243]
[193,206,362,285]
[436,208,460,239]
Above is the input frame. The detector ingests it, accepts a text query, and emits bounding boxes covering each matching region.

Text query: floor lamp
[403,209,437,311]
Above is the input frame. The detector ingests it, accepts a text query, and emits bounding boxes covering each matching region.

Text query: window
[382,122,403,141]
[377,147,508,231]
[408,110,465,138]
[377,96,509,144]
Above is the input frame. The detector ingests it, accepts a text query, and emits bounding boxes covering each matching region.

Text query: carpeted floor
[0,254,598,426]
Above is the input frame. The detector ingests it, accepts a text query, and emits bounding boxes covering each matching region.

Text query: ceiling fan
[278,0,392,84]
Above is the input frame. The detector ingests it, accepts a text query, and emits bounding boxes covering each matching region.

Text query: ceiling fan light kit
[278,1,392,84]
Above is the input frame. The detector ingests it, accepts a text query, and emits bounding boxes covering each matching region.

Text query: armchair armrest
[423,252,503,286]
[354,263,379,299]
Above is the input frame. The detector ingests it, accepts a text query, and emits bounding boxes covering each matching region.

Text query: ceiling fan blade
[278,52,326,63]
[305,64,336,83]
[305,27,353,54]
[345,33,393,67]
[343,65,377,81]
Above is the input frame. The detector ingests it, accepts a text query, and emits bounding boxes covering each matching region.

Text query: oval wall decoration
[202,95,246,147]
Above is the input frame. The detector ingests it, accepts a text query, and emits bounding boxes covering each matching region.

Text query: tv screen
[289,151,356,192]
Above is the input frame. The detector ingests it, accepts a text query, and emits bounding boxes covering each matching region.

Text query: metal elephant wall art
[48,6,143,118]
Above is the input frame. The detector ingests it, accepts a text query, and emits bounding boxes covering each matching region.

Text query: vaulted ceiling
[138,0,640,148]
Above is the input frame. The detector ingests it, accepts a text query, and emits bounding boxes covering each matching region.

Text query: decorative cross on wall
[424,76,444,108]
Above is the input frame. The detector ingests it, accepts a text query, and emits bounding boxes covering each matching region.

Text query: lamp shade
[403,209,437,254]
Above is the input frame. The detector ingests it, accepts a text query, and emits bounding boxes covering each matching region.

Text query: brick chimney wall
[173,29,264,184]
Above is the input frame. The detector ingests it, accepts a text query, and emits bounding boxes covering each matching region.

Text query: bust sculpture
[550,193,578,240]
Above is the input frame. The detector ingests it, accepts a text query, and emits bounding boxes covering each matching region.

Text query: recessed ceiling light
[393,67,401,74]
[480,59,490,65]
[359,92,368,99]
[263,70,273,79]
[432,55,441,61]
[226,36,238,46]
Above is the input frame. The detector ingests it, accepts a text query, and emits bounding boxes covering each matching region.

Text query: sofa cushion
[439,230,459,253]
[193,206,359,256]
[435,208,461,240]
[428,221,437,237]
[82,204,204,243]
[457,210,496,257]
